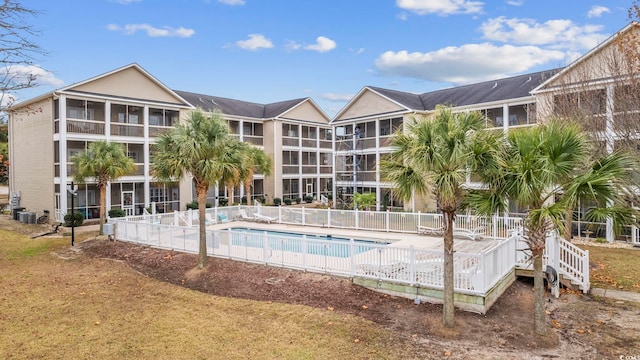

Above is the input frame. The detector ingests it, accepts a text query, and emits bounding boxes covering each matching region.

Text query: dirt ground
[5,216,640,359]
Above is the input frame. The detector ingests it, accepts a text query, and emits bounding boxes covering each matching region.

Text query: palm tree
[241,145,272,205]
[381,106,500,328]
[70,140,136,235]
[468,120,638,335]
[152,110,238,269]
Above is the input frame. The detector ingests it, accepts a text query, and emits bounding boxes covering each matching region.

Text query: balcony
[111,124,144,137]
[282,137,299,147]
[282,165,298,174]
[301,165,316,174]
[149,126,173,137]
[243,135,264,146]
[301,138,316,148]
[67,120,105,135]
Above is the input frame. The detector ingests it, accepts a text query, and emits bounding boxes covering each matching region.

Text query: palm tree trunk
[532,251,547,335]
[244,179,252,206]
[443,211,455,328]
[99,183,106,235]
[196,184,209,269]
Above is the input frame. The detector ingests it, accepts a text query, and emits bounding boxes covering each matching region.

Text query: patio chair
[236,209,256,221]
[217,213,229,223]
[417,225,444,236]
[453,226,486,241]
[254,213,277,224]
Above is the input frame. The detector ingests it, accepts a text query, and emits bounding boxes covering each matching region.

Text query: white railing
[154,206,521,238]
[515,231,590,293]
[633,225,640,245]
[320,194,329,205]
[109,217,521,296]
[114,206,589,293]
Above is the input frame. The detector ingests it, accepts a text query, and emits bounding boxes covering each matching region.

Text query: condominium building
[330,69,558,211]
[9,23,639,230]
[8,64,331,222]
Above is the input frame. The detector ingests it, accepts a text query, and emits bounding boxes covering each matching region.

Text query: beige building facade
[8,64,331,222]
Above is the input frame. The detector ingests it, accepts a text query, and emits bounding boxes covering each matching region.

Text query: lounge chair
[453,226,486,241]
[254,213,277,224]
[237,209,255,221]
[217,213,229,223]
[417,225,444,236]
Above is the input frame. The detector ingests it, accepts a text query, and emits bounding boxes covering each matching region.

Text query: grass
[0,228,412,359]
[580,245,640,293]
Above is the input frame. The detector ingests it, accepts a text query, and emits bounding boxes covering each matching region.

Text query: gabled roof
[9,63,193,110]
[369,68,560,112]
[174,90,310,119]
[532,22,639,93]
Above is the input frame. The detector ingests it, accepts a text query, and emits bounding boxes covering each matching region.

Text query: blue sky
[14,0,634,117]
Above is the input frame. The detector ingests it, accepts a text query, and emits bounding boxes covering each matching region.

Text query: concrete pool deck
[208,220,505,254]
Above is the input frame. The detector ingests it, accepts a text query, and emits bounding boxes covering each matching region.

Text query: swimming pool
[226,227,389,258]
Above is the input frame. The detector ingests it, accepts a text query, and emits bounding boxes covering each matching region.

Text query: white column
[143,105,150,209]
[59,95,68,214]
[606,85,615,242]
[375,119,381,211]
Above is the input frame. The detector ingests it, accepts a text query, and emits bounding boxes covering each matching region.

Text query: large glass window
[149,108,179,127]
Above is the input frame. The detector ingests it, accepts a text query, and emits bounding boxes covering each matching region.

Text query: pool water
[227,227,389,258]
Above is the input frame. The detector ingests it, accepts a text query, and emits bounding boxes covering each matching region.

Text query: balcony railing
[149,126,173,137]
[282,165,298,174]
[111,124,144,137]
[67,120,105,135]
[301,165,316,174]
[243,135,264,146]
[282,137,298,147]
[302,139,316,148]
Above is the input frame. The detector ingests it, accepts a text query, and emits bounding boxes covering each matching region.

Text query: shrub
[595,237,607,244]
[186,200,213,210]
[108,208,126,218]
[273,197,282,206]
[304,195,314,203]
[295,197,302,204]
[218,198,229,206]
[283,198,292,205]
[64,212,84,227]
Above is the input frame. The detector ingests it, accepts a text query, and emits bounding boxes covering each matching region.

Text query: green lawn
[0,229,414,360]
[580,245,640,293]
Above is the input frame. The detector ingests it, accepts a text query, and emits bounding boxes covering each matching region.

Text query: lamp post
[67,182,78,246]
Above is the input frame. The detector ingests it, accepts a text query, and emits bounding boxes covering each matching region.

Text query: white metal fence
[123,205,523,239]
[112,205,590,293]
[110,217,520,296]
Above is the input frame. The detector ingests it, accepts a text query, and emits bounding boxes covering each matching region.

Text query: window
[111,104,142,124]
[283,123,298,137]
[282,151,298,165]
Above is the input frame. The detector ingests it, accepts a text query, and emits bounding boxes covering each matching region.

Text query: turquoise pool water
[228,227,389,258]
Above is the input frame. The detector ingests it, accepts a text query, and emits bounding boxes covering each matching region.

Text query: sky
[12,0,636,117]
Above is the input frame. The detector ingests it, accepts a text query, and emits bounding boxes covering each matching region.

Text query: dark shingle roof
[368,68,562,111]
[174,90,307,119]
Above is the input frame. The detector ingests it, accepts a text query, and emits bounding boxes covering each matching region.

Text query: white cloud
[218,0,245,5]
[396,0,483,15]
[587,5,610,18]
[374,43,565,84]
[321,93,354,102]
[506,0,523,5]
[350,48,365,54]
[285,40,302,51]
[107,23,195,37]
[304,36,337,52]
[480,17,606,51]
[0,64,64,87]
[236,34,273,50]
